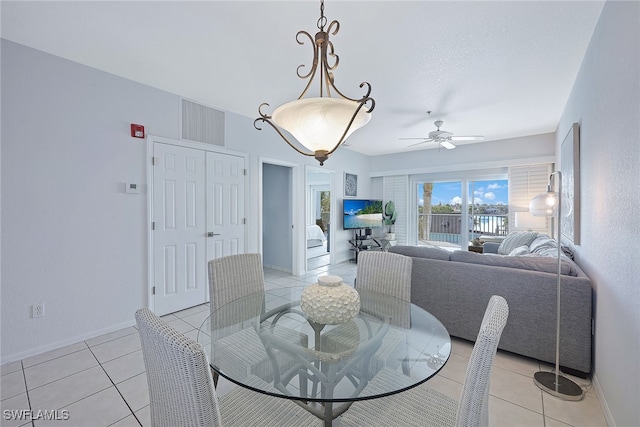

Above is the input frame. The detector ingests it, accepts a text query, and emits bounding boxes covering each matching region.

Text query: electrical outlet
[33,303,45,318]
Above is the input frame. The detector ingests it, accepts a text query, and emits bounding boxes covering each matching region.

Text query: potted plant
[383,200,397,240]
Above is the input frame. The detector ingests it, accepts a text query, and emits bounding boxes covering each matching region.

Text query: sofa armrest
[483,242,500,253]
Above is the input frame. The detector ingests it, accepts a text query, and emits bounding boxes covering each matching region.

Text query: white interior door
[206,151,246,260]
[152,143,207,315]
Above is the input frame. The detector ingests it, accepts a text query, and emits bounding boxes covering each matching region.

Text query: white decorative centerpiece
[300,276,360,325]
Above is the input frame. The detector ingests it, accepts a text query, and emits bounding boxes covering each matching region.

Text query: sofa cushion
[450,250,577,276]
[389,245,451,261]
[497,231,539,255]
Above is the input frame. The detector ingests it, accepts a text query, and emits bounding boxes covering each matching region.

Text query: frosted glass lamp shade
[272,97,371,152]
[529,191,572,218]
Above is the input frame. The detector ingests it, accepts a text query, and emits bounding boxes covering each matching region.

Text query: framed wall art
[344,173,358,197]
[561,122,580,245]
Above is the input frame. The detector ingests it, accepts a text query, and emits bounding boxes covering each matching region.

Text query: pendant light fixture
[254,0,375,165]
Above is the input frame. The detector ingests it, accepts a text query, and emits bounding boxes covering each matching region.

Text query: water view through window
[417,179,509,248]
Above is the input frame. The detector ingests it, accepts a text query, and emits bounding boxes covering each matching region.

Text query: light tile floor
[1,262,607,427]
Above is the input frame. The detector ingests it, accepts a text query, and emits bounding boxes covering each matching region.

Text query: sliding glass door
[416,177,509,249]
[467,180,509,240]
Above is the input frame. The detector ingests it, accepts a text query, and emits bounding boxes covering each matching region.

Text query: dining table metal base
[290,399,354,427]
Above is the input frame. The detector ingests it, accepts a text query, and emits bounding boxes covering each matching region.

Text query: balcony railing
[418,213,508,246]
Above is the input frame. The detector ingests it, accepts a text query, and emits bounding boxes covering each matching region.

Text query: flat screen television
[343,199,383,230]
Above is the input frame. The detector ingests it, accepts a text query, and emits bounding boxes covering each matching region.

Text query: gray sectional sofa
[389,232,593,376]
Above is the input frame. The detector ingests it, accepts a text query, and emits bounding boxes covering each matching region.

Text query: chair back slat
[356,251,412,302]
[208,253,264,312]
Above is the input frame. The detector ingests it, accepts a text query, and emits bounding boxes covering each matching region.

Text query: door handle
[207,232,221,237]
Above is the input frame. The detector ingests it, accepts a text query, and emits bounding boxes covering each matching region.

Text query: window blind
[508,164,553,234]
[383,176,409,244]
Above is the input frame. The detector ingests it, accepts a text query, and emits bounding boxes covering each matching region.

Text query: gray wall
[557,2,639,426]
[0,39,373,361]
[1,39,180,360]
[262,163,293,271]
[369,133,556,175]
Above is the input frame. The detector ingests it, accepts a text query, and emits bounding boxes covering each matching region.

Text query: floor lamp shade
[529,191,572,218]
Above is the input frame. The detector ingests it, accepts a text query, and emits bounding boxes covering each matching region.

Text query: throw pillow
[529,234,556,253]
[508,245,530,256]
[497,231,539,255]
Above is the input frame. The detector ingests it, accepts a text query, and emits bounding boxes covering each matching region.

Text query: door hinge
[242,218,246,225]
[152,286,156,295]
[152,222,155,230]
[243,168,247,176]
[151,156,158,166]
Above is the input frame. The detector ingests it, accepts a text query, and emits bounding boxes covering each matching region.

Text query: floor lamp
[529,171,584,401]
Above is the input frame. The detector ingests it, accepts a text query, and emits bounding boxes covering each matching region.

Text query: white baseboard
[263,263,293,274]
[593,373,615,427]
[0,319,137,365]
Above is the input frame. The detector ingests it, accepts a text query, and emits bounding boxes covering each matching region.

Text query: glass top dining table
[197,286,451,426]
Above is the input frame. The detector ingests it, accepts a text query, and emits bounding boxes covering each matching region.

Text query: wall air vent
[181,99,225,146]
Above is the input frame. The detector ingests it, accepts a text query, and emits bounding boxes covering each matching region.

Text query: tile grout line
[23,362,98,396]
[87,342,144,427]
[491,393,546,417]
[25,364,111,423]
[20,343,88,371]
[19,360,35,427]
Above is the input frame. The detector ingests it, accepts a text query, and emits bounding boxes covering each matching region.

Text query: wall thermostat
[125,183,140,194]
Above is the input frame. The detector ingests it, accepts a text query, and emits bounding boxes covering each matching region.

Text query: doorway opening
[262,162,294,273]
[306,168,333,270]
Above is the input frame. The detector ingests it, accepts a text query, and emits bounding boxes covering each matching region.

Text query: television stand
[348,229,381,263]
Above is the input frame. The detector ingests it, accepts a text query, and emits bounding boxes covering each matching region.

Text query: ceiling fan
[401,120,485,150]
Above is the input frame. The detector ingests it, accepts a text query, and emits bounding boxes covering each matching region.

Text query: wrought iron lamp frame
[254,0,375,165]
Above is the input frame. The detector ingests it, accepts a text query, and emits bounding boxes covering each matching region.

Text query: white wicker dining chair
[339,295,509,427]
[355,251,413,302]
[355,251,413,374]
[207,253,264,311]
[207,253,264,386]
[135,308,318,427]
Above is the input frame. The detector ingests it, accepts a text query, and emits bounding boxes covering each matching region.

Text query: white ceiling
[1,1,605,156]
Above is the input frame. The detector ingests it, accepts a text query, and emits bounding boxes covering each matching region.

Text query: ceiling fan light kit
[254,0,375,166]
[439,140,456,150]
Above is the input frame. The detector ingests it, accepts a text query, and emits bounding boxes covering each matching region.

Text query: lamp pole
[531,171,584,400]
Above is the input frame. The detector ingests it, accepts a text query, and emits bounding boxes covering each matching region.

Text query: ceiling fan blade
[399,137,430,140]
[408,139,434,147]
[440,140,456,150]
[450,135,485,141]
